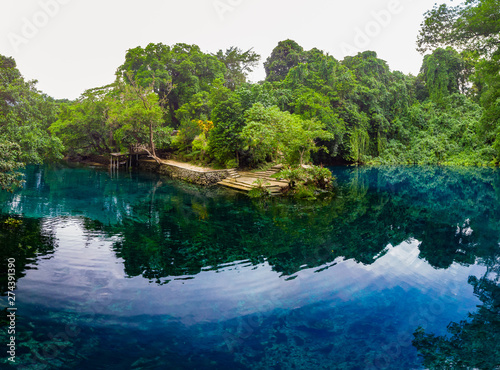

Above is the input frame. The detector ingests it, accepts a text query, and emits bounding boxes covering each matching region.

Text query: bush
[273,166,307,189]
[294,184,316,199]
[172,119,202,152]
[307,165,333,190]
[248,179,272,198]
[270,165,334,199]
[273,165,333,190]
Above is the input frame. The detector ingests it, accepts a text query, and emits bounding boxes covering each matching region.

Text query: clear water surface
[0,164,499,369]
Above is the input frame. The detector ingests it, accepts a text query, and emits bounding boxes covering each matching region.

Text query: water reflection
[3,164,498,278]
[0,215,57,294]
[413,264,500,368]
[0,164,499,369]
[101,166,500,278]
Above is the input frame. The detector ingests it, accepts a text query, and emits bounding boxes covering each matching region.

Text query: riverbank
[66,154,288,192]
[68,155,336,196]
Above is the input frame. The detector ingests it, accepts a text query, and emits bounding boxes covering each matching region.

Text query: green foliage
[0,141,24,192]
[176,91,211,123]
[6,21,500,171]
[171,120,202,153]
[272,165,334,199]
[273,166,307,189]
[239,103,333,167]
[240,103,285,165]
[418,0,500,162]
[215,47,260,90]
[293,183,316,200]
[50,86,112,156]
[413,274,500,369]
[307,165,334,189]
[154,126,175,149]
[236,82,281,111]
[51,75,171,157]
[349,128,370,163]
[239,120,276,166]
[376,94,488,165]
[419,47,470,105]
[248,178,272,198]
[207,91,245,167]
[274,165,333,189]
[117,43,226,127]
[3,217,23,228]
[417,0,500,56]
[0,54,62,191]
[191,132,210,161]
[0,55,63,165]
[264,39,304,82]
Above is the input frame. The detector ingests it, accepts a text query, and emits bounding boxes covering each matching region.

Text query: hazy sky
[1,0,454,100]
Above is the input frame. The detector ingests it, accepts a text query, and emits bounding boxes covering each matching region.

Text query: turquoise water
[0,164,499,369]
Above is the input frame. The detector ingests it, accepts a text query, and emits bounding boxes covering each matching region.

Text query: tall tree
[113,73,172,160]
[0,55,63,164]
[0,55,63,190]
[417,0,500,156]
[419,47,470,105]
[50,86,114,156]
[215,47,260,90]
[264,39,304,82]
[417,0,500,56]
[117,43,226,128]
[51,78,172,160]
[207,87,245,167]
[240,103,333,166]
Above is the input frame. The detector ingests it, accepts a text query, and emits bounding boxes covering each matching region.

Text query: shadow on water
[0,164,498,368]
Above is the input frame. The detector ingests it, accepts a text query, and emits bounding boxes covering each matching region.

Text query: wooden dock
[217,165,289,195]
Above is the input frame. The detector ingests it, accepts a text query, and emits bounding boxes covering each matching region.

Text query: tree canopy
[0,55,63,191]
[3,0,500,194]
[418,0,500,160]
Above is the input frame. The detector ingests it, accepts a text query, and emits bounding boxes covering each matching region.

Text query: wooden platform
[217,165,289,195]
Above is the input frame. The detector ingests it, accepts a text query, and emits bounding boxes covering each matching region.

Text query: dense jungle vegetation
[1,0,499,190]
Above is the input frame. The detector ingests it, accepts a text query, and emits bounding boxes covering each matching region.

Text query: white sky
[0,0,455,100]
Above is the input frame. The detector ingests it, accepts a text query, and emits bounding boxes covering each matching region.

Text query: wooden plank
[218,182,254,192]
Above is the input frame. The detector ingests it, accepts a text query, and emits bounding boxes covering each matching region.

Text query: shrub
[248,179,272,198]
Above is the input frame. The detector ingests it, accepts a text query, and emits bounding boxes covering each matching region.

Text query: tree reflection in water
[1,164,499,368]
[413,264,500,369]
